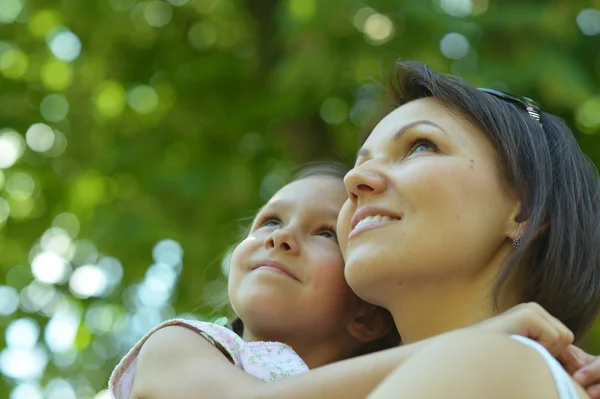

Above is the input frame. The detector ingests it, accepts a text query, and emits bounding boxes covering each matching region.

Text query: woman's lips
[348,217,400,240]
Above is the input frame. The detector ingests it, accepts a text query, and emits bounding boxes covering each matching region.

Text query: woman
[116,61,600,399]
[337,60,600,397]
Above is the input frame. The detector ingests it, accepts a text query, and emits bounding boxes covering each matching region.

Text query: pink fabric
[109,318,309,399]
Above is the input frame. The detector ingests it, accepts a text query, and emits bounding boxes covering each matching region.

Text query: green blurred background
[1,0,600,397]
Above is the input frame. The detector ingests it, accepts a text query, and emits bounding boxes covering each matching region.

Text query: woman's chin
[344,259,387,305]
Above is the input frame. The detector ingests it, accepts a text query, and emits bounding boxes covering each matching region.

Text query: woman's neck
[383,249,523,344]
[386,279,496,344]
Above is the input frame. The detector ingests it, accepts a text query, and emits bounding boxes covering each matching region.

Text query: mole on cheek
[470,159,475,169]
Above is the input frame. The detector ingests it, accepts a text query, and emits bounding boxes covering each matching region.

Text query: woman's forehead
[362,97,483,150]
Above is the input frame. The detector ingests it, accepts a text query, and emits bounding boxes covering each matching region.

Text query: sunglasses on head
[478,88,542,124]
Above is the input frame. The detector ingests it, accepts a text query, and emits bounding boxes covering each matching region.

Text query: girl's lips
[252,260,299,281]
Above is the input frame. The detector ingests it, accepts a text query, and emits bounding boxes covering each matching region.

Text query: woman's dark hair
[229,161,401,353]
[365,60,600,339]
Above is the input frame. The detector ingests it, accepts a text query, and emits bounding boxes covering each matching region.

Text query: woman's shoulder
[509,335,588,399]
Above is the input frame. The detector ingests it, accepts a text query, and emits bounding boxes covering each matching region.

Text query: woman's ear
[347,303,394,343]
[506,200,527,242]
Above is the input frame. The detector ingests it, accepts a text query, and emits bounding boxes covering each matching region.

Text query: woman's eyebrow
[393,120,448,141]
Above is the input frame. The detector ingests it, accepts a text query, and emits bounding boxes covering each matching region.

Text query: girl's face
[337,97,521,307]
[228,176,361,339]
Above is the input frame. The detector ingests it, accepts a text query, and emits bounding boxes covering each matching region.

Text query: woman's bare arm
[367,330,589,399]
[127,303,574,399]
[128,325,425,399]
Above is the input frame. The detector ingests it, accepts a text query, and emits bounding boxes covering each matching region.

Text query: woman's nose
[344,165,387,203]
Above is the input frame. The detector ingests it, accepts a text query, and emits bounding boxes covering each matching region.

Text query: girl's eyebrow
[262,200,291,212]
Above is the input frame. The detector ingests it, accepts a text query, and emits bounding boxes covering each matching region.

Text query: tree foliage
[1,0,599,397]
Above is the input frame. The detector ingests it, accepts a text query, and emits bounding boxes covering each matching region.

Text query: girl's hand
[558,345,600,399]
[472,302,574,356]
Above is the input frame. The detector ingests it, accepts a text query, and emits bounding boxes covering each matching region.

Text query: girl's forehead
[275,177,345,198]
[265,177,347,210]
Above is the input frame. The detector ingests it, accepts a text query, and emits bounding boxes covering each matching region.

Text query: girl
[110,164,397,398]
[110,163,582,399]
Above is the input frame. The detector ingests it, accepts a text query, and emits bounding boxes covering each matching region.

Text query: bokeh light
[152,239,184,268]
[0,0,24,24]
[576,8,600,36]
[439,0,473,17]
[40,59,73,91]
[84,304,118,335]
[0,345,48,380]
[188,21,217,50]
[127,85,159,114]
[44,299,81,353]
[5,172,35,200]
[6,318,40,349]
[26,123,55,153]
[69,264,108,299]
[0,129,25,169]
[10,382,44,399]
[576,95,600,133]
[41,227,73,259]
[48,30,82,62]
[144,1,173,27]
[0,285,19,315]
[363,13,394,44]
[440,32,470,59]
[0,45,29,79]
[31,252,71,285]
[320,97,348,124]
[28,10,63,39]
[19,281,59,315]
[52,212,80,238]
[94,81,127,118]
[40,94,70,123]
[94,390,112,399]
[44,379,76,399]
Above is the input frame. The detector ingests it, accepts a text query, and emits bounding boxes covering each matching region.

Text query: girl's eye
[317,228,338,242]
[410,139,438,154]
[260,217,281,228]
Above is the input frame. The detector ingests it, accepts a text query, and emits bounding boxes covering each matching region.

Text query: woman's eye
[411,139,437,154]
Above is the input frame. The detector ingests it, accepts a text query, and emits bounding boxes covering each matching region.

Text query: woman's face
[337,97,521,305]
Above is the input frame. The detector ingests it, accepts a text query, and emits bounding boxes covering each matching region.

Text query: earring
[513,235,522,250]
